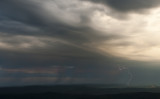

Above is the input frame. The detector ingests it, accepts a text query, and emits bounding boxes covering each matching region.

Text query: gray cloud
[0,0,125,69]
[87,0,160,13]
[0,0,159,86]
[0,0,156,65]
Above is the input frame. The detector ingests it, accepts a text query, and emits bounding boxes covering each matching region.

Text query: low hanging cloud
[1,0,160,85]
[0,0,160,67]
[86,0,160,13]
[0,0,121,68]
[1,0,160,65]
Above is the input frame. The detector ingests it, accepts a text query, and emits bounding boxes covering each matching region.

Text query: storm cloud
[0,0,123,68]
[0,0,160,86]
[87,0,160,13]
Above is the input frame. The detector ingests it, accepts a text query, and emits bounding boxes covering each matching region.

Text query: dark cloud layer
[0,0,133,86]
[87,0,160,12]
[0,0,122,68]
[0,0,160,86]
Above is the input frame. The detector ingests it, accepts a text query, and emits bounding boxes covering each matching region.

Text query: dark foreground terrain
[1,85,160,99]
[1,92,160,99]
[0,92,160,99]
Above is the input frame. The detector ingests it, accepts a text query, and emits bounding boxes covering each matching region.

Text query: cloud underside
[0,0,160,73]
[1,0,160,86]
[87,0,160,12]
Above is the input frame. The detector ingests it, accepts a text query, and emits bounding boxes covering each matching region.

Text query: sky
[1,0,160,87]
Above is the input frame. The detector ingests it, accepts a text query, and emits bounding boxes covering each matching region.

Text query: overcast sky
[0,0,160,87]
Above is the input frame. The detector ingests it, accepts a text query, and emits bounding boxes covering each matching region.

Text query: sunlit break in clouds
[1,0,160,87]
